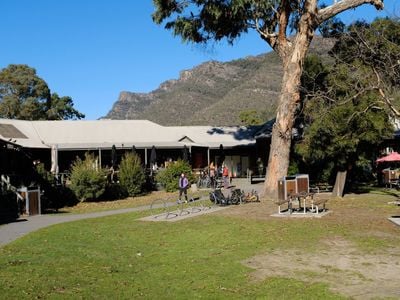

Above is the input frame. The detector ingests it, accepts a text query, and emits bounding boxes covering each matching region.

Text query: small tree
[296,18,399,194]
[119,153,145,197]
[239,109,263,126]
[70,153,107,202]
[0,64,84,120]
[155,159,194,192]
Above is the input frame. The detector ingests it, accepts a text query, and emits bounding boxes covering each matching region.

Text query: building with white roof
[0,119,262,177]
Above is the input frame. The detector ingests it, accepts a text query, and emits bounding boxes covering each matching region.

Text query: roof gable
[178,136,195,143]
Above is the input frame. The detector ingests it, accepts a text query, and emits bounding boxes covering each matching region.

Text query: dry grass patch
[214,191,400,299]
[243,236,400,299]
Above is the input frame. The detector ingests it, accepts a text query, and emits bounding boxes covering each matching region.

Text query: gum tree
[0,64,84,120]
[152,0,384,197]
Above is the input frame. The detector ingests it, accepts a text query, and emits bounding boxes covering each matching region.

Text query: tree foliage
[331,18,400,115]
[296,18,400,182]
[47,93,85,120]
[0,64,84,120]
[239,109,263,126]
[152,1,383,53]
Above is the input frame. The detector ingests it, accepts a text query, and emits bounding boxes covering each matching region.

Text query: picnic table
[275,192,329,215]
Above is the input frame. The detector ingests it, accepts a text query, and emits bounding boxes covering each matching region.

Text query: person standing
[178,173,189,203]
[222,165,229,189]
[209,162,215,188]
[257,157,264,176]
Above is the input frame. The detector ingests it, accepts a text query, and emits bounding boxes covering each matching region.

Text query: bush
[34,163,79,211]
[0,189,19,223]
[119,153,145,196]
[70,153,107,202]
[101,183,128,200]
[155,159,194,192]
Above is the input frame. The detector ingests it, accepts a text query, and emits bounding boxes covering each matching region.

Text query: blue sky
[1,0,398,120]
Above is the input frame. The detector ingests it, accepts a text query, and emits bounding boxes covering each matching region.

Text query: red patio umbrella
[376,152,400,163]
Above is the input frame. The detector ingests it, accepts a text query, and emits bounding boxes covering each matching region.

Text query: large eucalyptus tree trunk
[263,32,315,199]
[261,0,384,199]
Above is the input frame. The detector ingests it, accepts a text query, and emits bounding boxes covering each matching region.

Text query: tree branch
[346,102,383,124]
[316,0,384,25]
[254,19,278,47]
[372,66,400,117]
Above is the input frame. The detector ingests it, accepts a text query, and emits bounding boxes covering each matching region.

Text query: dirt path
[243,236,400,299]
[216,194,400,299]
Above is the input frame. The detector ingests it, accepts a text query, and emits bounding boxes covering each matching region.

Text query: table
[288,192,315,214]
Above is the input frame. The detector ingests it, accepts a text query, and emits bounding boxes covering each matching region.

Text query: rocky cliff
[104,37,335,126]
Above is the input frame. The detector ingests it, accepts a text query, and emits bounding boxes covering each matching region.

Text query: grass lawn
[58,190,210,214]
[0,190,399,299]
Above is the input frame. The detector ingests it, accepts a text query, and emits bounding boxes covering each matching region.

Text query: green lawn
[57,190,210,214]
[1,193,399,299]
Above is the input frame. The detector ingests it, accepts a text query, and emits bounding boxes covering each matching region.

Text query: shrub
[70,153,107,202]
[155,159,194,192]
[0,189,19,223]
[101,183,128,200]
[35,162,54,183]
[34,163,79,211]
[119,153,145,196]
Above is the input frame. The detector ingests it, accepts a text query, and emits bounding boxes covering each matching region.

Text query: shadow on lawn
[349,184,400,199]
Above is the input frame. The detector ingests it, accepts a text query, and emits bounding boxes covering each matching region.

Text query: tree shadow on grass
[350,183,400,199]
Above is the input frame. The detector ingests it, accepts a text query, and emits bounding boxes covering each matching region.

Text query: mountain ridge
[104,37,336,126]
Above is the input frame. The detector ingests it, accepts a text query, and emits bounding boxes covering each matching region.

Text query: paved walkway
[389,217,400,227]
[0,202,175,247]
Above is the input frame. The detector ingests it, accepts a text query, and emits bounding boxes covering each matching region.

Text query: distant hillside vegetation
[104,37,335,126]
